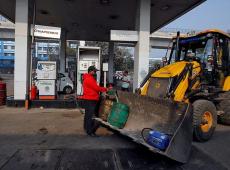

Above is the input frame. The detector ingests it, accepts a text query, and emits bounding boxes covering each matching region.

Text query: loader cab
[168,34,213,65]
[168,30,230,87]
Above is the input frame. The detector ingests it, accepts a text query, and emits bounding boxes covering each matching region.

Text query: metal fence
[158,27,201,34]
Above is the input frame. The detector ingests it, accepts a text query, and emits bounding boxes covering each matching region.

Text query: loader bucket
[96,91,193,163]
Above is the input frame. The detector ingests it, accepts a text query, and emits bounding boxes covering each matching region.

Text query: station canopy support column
[108,42,114,84]
[60,28,66,73]
[14,0,34,100]
[133,0,151,91]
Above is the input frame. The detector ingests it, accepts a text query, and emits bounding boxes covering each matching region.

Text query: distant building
[0,16,79,73]
[35,42,59,61]
[0,40,62,73]
[0,15,14,73]
[0,15,79,73]
[0,40,14,73]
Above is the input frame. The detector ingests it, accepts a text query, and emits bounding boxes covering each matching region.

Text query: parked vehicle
[57,72,74,94]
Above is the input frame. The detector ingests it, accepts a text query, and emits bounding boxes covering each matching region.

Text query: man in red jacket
[82,66,107,136]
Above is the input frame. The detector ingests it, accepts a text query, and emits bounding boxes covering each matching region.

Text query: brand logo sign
[31,25,61,39]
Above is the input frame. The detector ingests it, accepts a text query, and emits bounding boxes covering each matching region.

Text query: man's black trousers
[83,100,100,135]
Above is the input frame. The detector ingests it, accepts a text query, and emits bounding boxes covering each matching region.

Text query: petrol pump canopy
[0,0,205,41]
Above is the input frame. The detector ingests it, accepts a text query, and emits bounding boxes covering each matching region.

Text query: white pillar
[14,0,32,100]
[133,0,151,91]
[108,42,114,84]
[60,28,66,73]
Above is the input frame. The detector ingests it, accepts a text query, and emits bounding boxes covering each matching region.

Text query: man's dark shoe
[88,133,100,137]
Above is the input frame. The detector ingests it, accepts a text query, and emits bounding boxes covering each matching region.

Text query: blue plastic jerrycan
[147,130,170,151]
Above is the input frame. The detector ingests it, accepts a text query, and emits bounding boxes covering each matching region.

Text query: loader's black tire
[218,92,230,125]
[193,100,217,142]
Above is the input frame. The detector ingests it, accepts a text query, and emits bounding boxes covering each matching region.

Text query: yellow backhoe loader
[96,29,230,163]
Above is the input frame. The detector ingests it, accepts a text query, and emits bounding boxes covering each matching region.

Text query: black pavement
[0,130,228,170]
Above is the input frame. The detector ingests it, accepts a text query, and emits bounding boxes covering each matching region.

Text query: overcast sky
[165,0,230,31]
[151,0,230,60]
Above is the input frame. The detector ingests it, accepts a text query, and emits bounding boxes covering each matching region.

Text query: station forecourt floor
[0,106,229,170]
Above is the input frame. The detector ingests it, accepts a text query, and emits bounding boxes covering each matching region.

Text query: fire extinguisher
[30,83,37,100]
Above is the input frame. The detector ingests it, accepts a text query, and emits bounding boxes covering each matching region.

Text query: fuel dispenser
[77,46,101,95]
[36,61,57,100]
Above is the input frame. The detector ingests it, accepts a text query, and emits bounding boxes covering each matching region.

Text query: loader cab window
[169,44,176,63]
[215,37,228,69]
[223,38,230,76]
[202,38,213,64]
[168,37,214,65]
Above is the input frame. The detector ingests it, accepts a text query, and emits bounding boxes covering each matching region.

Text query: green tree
[84,41,134,71]
[66,47,77,56]
[114,46,134,72]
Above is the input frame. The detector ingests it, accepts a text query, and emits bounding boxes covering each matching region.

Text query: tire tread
[193,100,217,142]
